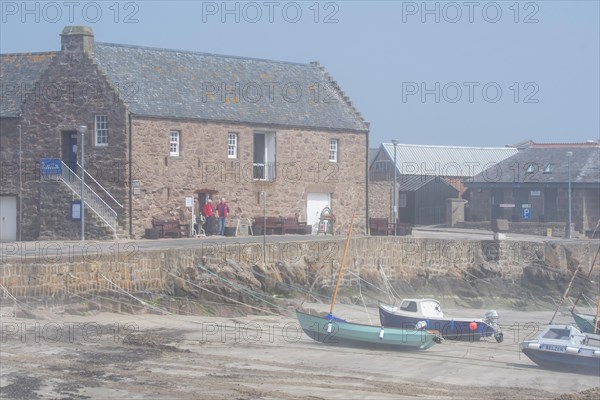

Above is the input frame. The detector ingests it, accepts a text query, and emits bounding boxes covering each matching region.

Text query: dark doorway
[491,189,504,219]
[398,192,415,225]
[543,189,558,222]
[61,131,78,173]
[513,188,530,221]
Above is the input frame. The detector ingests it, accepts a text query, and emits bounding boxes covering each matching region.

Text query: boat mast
[549,266,580,324]
[569,243,600,313]
[329,208,356,316]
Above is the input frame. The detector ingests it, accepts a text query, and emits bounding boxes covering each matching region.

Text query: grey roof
[0,41,368,132]
[368,148,380,166]
[398,175,444,191]
[380,143,518,178]
[0,52,57,117]
[470,146,600,185]
[93,43,368,131]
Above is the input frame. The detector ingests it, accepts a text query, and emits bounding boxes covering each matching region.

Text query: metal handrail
[60,161,118,233]
[252,162,276,181]
[76,162,123,208]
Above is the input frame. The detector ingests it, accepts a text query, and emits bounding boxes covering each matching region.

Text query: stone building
[465,142,600,235]
[0,26,369,241]
[369,143,517,226]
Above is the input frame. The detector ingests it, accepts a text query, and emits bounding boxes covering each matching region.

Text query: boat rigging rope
[101,274,178,316]
[195,264,292,315]
[164,270,283,316]
[354,264,373,325]
[378,265,402,304]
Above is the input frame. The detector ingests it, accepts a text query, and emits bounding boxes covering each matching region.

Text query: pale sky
[1,0,598,147]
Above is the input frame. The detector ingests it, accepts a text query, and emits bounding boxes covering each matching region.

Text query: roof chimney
[60,26,94,58]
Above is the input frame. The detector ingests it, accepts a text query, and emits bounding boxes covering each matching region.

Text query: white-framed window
[329,139,338,162]
[94,115,108,146]
[170,130,180,156]
[228,133,238,159]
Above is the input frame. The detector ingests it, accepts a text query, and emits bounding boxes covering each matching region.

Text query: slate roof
[0,52,57,117]
[470,145,600,185]
[397,174,457,192]
[0,38,369,132]
[377,143,518,177]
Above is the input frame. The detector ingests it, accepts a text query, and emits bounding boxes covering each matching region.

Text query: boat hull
[521,345,600,375]
[379,305,496,341]
[296,310,438,351]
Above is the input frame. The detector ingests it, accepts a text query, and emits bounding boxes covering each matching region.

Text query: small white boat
[379,299,503,342]
[520,324,600,374]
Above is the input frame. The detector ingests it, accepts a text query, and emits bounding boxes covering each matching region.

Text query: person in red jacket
[216,198,230,235]
[203,199,214,236]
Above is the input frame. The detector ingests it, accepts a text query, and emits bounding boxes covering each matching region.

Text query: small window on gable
[94,115,108,146]
[526,164,535,173]
[170,130,180,156]
[543,164,554,174]
[375,160,392,172]
[228,133,238,159]
[329,139,338,162]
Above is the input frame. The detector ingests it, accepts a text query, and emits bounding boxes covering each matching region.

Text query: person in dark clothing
[203,199,215,236]
[216,198,230,235]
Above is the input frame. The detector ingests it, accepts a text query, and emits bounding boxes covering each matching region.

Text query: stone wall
[458,221,570,238]
[1,238,597,307]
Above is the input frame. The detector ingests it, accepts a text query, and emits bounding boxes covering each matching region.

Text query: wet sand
[1,304,599,399]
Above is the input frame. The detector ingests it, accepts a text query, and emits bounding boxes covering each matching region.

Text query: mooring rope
[0,283,32,311]
[249,265,330,304]
[100,274,178,316]
[165,270,283,316]
[195,264,292,315]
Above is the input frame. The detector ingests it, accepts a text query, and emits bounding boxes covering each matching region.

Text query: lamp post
[392,139,399,236]
[78,125,87,241]
[566,151,573,239]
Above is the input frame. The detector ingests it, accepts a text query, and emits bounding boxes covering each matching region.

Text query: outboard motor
[484,310,504,342]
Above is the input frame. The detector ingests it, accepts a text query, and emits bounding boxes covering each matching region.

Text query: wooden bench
[369,218,394,236]
[282,216,309,234]
[253,216,284,235]
[152,217,186,238]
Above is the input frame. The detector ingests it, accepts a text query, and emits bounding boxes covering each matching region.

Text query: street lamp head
[78,125,87,134]
[566,151,573,157]
[391,139,399,146]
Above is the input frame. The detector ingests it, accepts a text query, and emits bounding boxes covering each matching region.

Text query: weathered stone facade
[1,26,368,241]
[130,117,367,237]
[1,28,129,240]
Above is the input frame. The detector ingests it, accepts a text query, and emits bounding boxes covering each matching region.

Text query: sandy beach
[1,302,599,400]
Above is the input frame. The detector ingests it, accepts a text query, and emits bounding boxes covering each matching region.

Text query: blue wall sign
[522,207,531,220]
[41,159,62,176]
